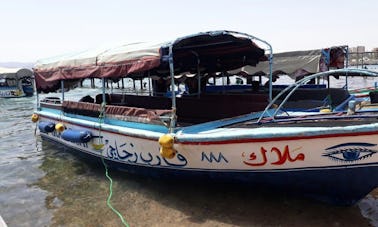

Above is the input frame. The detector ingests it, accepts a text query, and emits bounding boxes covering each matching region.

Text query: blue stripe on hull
[41,135,378,206]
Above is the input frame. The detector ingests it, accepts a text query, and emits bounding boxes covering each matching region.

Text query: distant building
[373,48,378,59]
[357,46,365,53]
[350,46,365,53]
[347,46,378,65]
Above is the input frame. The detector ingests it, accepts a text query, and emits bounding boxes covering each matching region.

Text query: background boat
[0,67,34,98]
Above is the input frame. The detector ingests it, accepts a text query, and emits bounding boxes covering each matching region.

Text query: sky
[1,0,377,63]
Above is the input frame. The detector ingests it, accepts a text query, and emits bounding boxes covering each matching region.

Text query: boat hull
[0,87,26,98]
[41,134,378,205]
[0,85,34,98]
[36,111,378,205]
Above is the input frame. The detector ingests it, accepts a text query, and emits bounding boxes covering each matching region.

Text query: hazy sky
[1,0,377,62]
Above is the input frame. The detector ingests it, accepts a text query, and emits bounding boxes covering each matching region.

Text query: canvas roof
[0,67,33,79]
[230,46,347,79]
[33,30,267,92]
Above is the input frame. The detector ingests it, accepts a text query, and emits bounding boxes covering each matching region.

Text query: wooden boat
[0,67,34,98]
[32,30,378,205]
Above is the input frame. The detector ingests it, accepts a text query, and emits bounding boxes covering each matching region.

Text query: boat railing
[41,97,62,104]
[256,68,378,123]
[108,92,269,124]
[62,100,173,126]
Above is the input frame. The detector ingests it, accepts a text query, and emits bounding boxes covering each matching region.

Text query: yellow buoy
[159,134,176,159]
[31,114,39,122]
[320,108,331,113]
[92,143,105,150]
[55,123,65,132]
[15,89,22,96]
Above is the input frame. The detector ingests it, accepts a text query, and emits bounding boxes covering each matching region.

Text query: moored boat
[32,30,378,205]
[0,67,34,98]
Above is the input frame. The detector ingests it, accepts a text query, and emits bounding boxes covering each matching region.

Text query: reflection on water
[0,97,52,227]
[359,193,378,226]
[0,82,377,226]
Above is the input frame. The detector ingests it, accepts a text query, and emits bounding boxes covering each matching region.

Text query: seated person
[95,94,111,104]
[185,75,208,94]
[152,78,169,96]
[79,95,94,103]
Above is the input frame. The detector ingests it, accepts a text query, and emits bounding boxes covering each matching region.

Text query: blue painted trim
[205,84,252,92]
[0,86,17,90]
[334,95,355,111]
[40,107,169,133]
[40,107,62,115]
[105,118,168,133]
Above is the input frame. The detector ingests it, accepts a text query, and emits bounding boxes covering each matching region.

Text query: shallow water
[1,84,378,226]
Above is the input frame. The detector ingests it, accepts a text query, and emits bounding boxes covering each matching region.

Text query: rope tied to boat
[97,100,129,226]
[97,101,106,143]
[101,157,130,227]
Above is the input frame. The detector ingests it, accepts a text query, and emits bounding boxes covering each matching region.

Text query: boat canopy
[34,31,267,93]
[230,46,347,79]
[0,67,33,80]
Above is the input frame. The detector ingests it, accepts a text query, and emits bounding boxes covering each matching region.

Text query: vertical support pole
[345,46,349,90]
[168,45,177,133]
[102,78,106,104]
[61,80,64,102]
[197,64,201,98]
[189,51,201,98]
[267,45,273,102]
[148,71,152,96]
[222,72,226,94]
[36,92,40,109]
[33,74,40,109]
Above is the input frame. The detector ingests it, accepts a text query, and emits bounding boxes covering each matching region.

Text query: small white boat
[32,30,378,205]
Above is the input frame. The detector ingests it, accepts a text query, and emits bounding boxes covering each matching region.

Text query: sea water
[1,80,378,226]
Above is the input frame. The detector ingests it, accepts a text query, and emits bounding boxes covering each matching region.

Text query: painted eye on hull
[323,143,377,162]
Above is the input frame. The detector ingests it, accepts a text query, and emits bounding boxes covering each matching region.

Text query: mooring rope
[101,158,130,227]
[98,101,129,227]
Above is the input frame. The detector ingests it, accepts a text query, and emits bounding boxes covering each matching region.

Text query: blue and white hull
[35,108,378,205]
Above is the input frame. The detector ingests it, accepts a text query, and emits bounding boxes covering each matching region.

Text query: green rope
[98,101,129,227]
[101,158,130,227]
